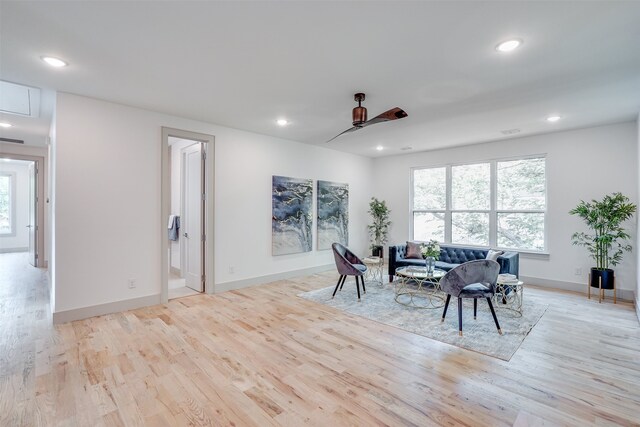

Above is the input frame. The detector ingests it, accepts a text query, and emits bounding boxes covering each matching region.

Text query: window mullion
[489,161,497,248]
[445,165,452,244]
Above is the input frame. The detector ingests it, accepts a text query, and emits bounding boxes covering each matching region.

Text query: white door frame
[0,153,45,266]
[161,128,215,303]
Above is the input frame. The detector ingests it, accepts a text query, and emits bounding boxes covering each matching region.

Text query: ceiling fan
[327,93,408,142]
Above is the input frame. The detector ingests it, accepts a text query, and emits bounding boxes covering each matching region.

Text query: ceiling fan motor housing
[352,106,367,126]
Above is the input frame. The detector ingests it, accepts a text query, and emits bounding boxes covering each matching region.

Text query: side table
[363,256,384,286]
[494,280,524,318]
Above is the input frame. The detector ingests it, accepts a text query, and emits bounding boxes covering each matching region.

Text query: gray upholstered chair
[331,243,367,300]
[440,259,502,336]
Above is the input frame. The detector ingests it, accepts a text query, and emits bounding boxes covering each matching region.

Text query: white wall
[636,113,640,320]
[373,122,638,298]
[53,93,373,314]
[0,161,30,251]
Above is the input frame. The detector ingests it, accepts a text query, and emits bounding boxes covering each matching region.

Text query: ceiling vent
[0,81,41,118]
[0,137,24,144]
[500,128,521,135]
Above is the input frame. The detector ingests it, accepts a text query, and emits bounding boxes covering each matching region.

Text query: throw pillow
[486,249,503,261]
[405,241,423,259]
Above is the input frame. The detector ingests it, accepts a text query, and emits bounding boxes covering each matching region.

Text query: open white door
[182,143,204,292]
[27,162,37,267]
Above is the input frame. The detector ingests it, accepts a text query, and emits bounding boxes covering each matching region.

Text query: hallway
[0,252,50,426]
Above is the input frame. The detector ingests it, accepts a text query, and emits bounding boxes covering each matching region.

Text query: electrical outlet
[228,266,235,274]
[575,268,582,276]
[128,279,137,289]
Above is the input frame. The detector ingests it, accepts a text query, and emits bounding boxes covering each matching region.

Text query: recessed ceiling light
[495,39,522,52]
[376,146,384,151]
[276,119,288,126]
[0,122,12,128]
[546,115,561,122]
[41,56,68,67]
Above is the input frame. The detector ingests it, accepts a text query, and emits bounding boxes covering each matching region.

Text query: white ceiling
[1,1,639,156]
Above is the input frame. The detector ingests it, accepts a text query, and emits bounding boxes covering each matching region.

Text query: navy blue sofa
[388,244,519,282]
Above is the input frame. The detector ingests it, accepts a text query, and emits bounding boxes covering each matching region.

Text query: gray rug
[298,281,548,361]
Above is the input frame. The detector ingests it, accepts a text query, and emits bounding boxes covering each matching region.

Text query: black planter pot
[371,245,383,258]
[590,268,615,290]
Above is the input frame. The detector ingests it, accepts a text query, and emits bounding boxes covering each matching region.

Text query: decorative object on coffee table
[421,239,440,275]
[363,256,384,286]
[367,197,391,258]
[570,192,636,303]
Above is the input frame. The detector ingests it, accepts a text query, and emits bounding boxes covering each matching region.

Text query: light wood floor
[1,252,639,426]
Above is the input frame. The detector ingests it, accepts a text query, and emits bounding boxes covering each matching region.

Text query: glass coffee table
[494,279,524,318]
[394,266,446,309]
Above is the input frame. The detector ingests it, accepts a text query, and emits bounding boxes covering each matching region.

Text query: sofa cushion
[435,261,458,271]
[460,282,493,297]
[405,241,423,259]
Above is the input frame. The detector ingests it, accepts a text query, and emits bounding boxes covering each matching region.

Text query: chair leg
[338,275,346,290]
[356,276,361,300]
[457,297,463,336]
[441,294,451,322]
[473,298,477,319]
[389,275,394,283]
[486,297,503,335]
[361,275,366,294]
[332,275,344,298]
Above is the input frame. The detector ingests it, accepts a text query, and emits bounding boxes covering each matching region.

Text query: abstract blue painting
[317,180,349,250]
[272,175,313,255]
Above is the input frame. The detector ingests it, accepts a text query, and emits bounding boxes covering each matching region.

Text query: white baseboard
[53,293,162,324]
[0,247,28,253]
[521,275,635,302]
[215,264,335,293]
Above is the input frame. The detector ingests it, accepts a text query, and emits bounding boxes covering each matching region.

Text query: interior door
[182,143,204,292]
[28,162,37,267]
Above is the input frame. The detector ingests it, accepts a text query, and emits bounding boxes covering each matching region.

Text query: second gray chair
[440,259,502,336]
[331,242,367,300]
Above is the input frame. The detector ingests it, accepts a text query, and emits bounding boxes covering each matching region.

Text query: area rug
[298,281,548,361]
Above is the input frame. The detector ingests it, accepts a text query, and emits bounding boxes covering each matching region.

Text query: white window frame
[0,172,16,237]
[410,154,547,253]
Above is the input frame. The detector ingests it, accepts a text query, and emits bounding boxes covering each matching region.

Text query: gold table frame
[394,267,446,309]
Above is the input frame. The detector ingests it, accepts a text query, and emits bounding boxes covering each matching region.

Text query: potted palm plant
[570,192,636,291]
[367,197,391,258]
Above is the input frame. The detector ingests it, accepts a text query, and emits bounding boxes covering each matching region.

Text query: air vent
[0,81,41,118]
[500,128,521,135]
[0,137,24,144]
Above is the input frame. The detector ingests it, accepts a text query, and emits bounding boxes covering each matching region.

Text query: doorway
[161,128,214,302]
[0,155,44,268]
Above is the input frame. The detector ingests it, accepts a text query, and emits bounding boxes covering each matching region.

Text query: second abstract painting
[317,180,349,250]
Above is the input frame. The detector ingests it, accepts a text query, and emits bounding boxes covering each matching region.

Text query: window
[412,156,546,252]
[0,173,14,235]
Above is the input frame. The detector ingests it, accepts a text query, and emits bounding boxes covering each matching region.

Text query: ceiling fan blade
[326,126,362,142]
[362,107,408,127]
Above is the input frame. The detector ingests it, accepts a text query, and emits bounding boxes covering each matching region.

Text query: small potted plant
[570,192,636,292]
[367,197,391,258]
[421,239,440,274]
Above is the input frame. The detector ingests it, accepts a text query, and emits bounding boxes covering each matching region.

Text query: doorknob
[184,232,189,238]
[26,225,32,228]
